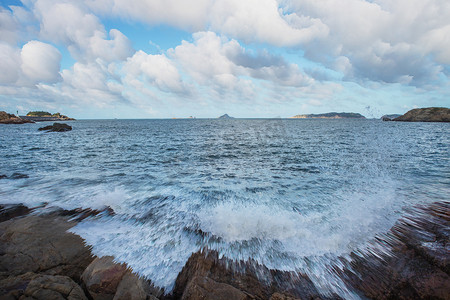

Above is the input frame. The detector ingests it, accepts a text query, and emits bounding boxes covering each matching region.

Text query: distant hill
[393,107,450,122]
[381,114,402,121]
[218,114,234,119]
[292,112,366,119]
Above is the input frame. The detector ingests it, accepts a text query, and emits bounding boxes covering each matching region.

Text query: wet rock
[173,250,328,300]
[0,204,31,222]
[38,123,72,132]
[181,276,252,300]
[0,272,37,299]
[23,274,87,300]
[393,107,450,122]
[10,173,29,179]
[344,201,450,299]
[0,215,94,281]
[0,175,6,179]
[114,272,162,300]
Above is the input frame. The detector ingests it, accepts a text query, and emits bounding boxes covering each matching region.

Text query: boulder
[81,256,129,300]
[181,276,252,300]
[393,107,450,122]
[23,274,87,300]
[82,256,162,300]
[38,123,72,132]
[10,173,29,179]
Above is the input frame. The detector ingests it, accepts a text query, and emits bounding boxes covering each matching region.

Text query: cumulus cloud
[33,0,133,62]
[123,50,189,94]
[280,0,450,85]
[21,40,61,83]
[85,0,327,47]
[170,31,313,91]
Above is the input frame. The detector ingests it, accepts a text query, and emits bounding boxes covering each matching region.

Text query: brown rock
[81,256,128,300]
[0,111,34,124]
[0,215,94,281]
[181,276,252,300]
[23,274,87,300]
[393,107,450,122]
[114,272,162,300]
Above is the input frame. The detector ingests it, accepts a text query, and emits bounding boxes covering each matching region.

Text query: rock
[181,276,252,300]
[343,201,450,299]
[393,107,450,122]
[0,204,31,222]
[82,256,129,300]
[114,272,161,300]
[0,175,6,179]
[0,111,34,124]
[23,274,87,300]
[82,256,162,300]
[173,250,328,300]
[10,173,29,179]
[38,123,72,132]
[0,215,94,281]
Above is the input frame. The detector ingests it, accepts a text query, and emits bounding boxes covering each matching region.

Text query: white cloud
[21,40,61,83]
[33,0,133,63]
[170,31,313,91]
[0,43,20,85]
[123,50,189,94]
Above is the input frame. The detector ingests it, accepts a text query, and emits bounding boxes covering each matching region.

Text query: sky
[0,0,449,119]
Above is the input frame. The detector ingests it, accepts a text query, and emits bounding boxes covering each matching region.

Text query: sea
[1,119,449,296]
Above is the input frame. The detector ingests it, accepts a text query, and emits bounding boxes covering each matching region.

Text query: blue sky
[0,0,449,119]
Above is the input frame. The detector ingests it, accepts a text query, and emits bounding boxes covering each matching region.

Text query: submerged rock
[38,122,72,132]
[393,107,450,122]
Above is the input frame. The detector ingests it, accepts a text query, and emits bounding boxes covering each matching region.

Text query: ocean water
[1,119,449,295]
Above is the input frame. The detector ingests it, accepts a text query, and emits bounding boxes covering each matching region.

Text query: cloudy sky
[0,0,449,118]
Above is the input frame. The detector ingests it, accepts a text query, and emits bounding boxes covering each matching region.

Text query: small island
[292,112,366,119]
[392,107,450,122]
[218,114,234,119]
[381,114,402,121]
[20,111,75,122]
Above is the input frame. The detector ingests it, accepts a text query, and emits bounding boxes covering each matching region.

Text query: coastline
[1,201,448,299]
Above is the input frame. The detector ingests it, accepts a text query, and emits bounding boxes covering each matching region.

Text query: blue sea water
[0,119,449,295]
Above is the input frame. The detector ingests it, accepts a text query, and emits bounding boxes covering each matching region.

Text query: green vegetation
[27,111,52,117]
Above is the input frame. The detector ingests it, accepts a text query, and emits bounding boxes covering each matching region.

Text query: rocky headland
[292,112,365,119]
[0,111,34,124]
[393,107,450,122]
[0,201,448,300]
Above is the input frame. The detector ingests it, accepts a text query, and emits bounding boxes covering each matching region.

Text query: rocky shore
[1,202,448,300]
[0,112,34,124]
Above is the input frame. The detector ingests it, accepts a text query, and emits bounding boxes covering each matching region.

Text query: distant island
[20,111,75,122]
[392,107,449,122]
[381,114,402,121]
[292,112,366,119]
[218,114,234,119]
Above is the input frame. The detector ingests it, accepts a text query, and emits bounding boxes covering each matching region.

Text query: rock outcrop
[393,107,450,122]
[1,202,449,300]
[218,114,234,119]
[0,111,34,124]
[38,123,72,132]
